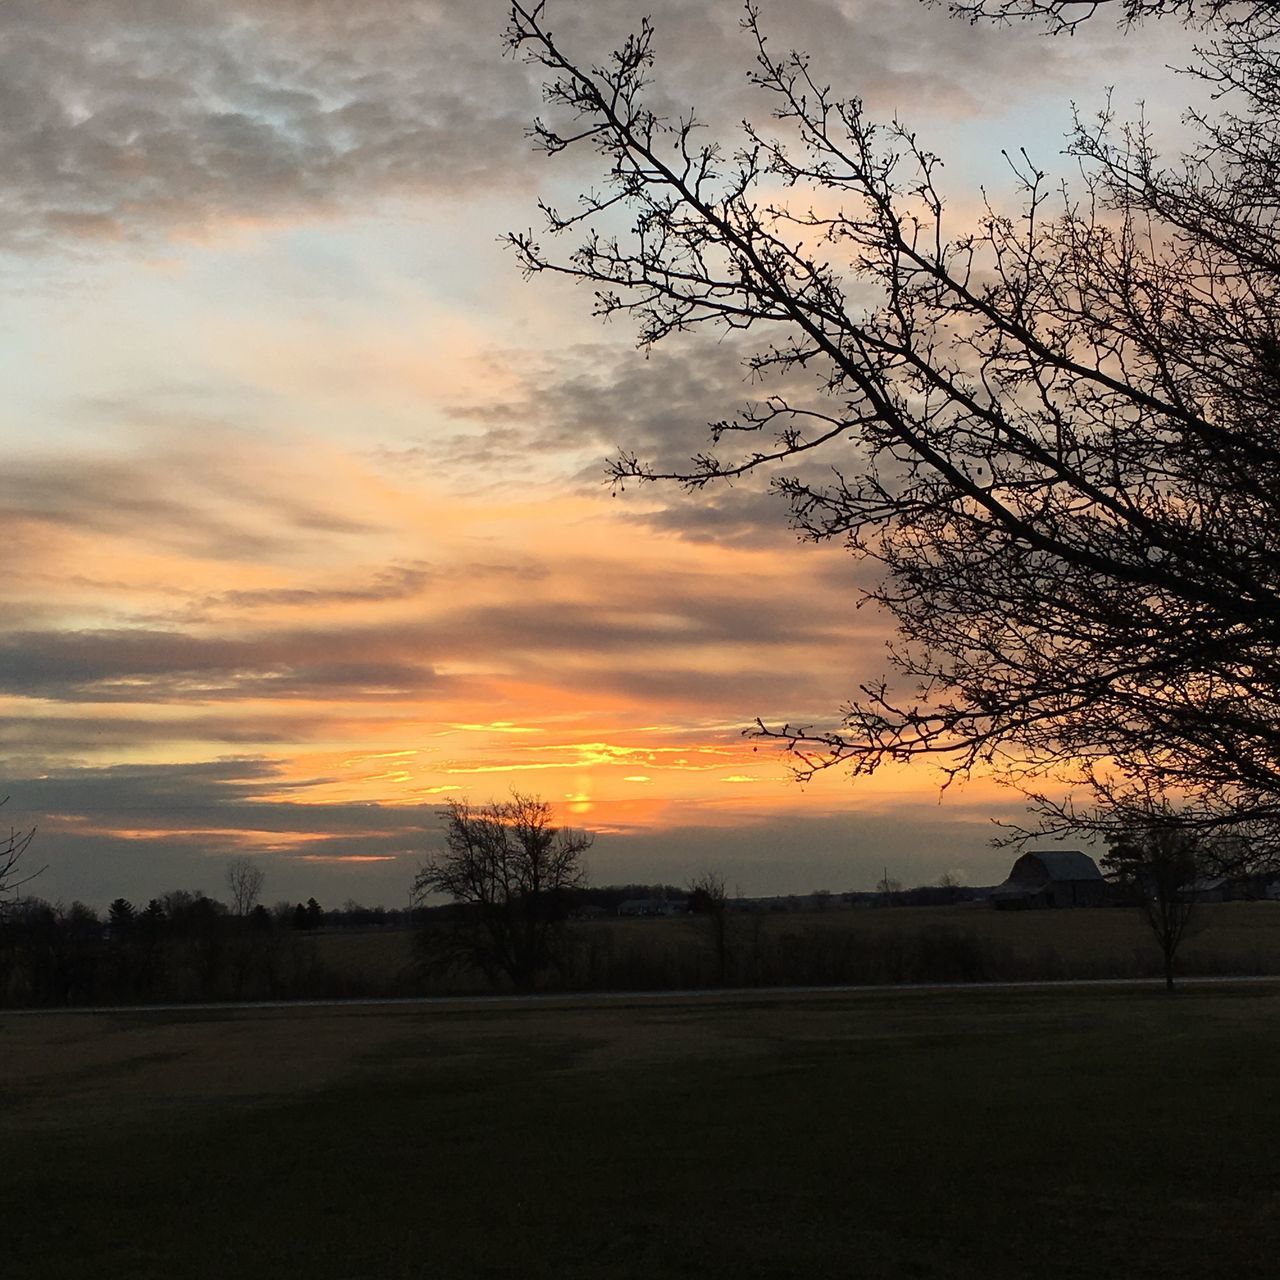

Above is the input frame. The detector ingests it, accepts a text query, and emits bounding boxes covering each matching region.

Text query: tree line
[0,886,426,1009]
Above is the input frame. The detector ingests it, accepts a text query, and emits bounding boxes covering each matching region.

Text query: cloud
[0,626,441,703]
[0,0,544,253]
[0,435,386,565]
[0,0,1187,256]
[203,562,434,612]
[0,560,859,704]
[429,334,883,554]
[0,711,319,754]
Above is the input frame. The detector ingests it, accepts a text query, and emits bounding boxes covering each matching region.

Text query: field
[5,983,1280,1278]
[315,900,1280,993]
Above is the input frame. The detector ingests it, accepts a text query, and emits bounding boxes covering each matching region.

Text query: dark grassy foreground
[4,985,1279,1279]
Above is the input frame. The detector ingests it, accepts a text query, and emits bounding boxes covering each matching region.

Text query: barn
[991,850,1107,909]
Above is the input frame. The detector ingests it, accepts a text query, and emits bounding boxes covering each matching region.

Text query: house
[991,850,1108,909]
[1185,876,1232,903]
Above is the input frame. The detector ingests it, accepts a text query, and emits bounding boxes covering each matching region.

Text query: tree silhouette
[1104,823,1204,990]
[687,870,730,984]
[412,794,591,989]
[506,1,1280,859]
[0,798,40,912]
[225,857,266,918]
[107,898,136,935]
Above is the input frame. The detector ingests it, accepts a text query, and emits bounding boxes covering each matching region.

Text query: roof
[1027,850,1104,882]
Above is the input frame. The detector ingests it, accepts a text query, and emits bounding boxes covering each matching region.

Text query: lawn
[4,985,1278,1278]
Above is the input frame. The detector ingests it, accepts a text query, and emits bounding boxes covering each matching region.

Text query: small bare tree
[412,794,591,989]
[1104,825,1202,991]
[225,856,266,918]
[0,798,40,916]
[687,870,730,984]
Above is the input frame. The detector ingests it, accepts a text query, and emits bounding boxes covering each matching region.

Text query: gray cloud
[622,489,809,552]
[0,440,385,564]
[0,0,542,253]
[0,626,441,703]
[432,335,877,553]
[0,711,319,754]
[7,757,307,813]
[443,336,834,473]
[203,562,434,612]
[0,0,1183,256]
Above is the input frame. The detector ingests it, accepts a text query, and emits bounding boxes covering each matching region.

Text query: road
[3,972,1277,1016]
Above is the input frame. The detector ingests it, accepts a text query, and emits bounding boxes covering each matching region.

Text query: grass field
[5,984,1280,1278]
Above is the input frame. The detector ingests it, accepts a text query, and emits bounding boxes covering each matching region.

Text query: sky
[0,0,1198,909]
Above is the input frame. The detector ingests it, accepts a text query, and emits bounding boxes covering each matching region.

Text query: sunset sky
[0,0,1195,908]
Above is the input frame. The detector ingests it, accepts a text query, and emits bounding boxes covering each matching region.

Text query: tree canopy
[506,0,1280,860]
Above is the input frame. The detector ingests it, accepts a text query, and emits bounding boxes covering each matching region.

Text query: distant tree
[107,898,136,935]
[292,903,310,931]
[1104,824,1203,991]
[687,870,730,984]
[63,901,101,933]
[411,794,591,989]
[225,857,266,918]
[304,897,324,930]
[935,872,964,904]
[248,903,272,931]
[876,874,904,904]
[161,890,225,932]
[161,889,195,920]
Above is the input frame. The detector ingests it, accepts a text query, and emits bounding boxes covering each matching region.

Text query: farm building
[991,850,1108,909]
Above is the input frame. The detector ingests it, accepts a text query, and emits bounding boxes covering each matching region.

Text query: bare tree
[687,869,730,984]
[0,798,40,915]
[411,793,591,989]
[225,856,266,918]
[505,2,1280,860]
[876,872,904,904]
[1103,823,1203,990]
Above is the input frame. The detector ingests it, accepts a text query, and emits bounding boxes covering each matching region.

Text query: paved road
[3,972,1277,1017]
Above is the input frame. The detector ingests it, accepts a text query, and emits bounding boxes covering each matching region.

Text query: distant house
[1185,876,1232,904]
[991,850,1108,909]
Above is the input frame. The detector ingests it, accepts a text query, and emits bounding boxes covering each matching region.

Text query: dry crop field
[315,900,1280,992]
[5,984,1280,1278]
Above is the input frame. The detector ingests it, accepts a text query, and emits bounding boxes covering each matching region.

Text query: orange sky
[0,0,1193,905]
